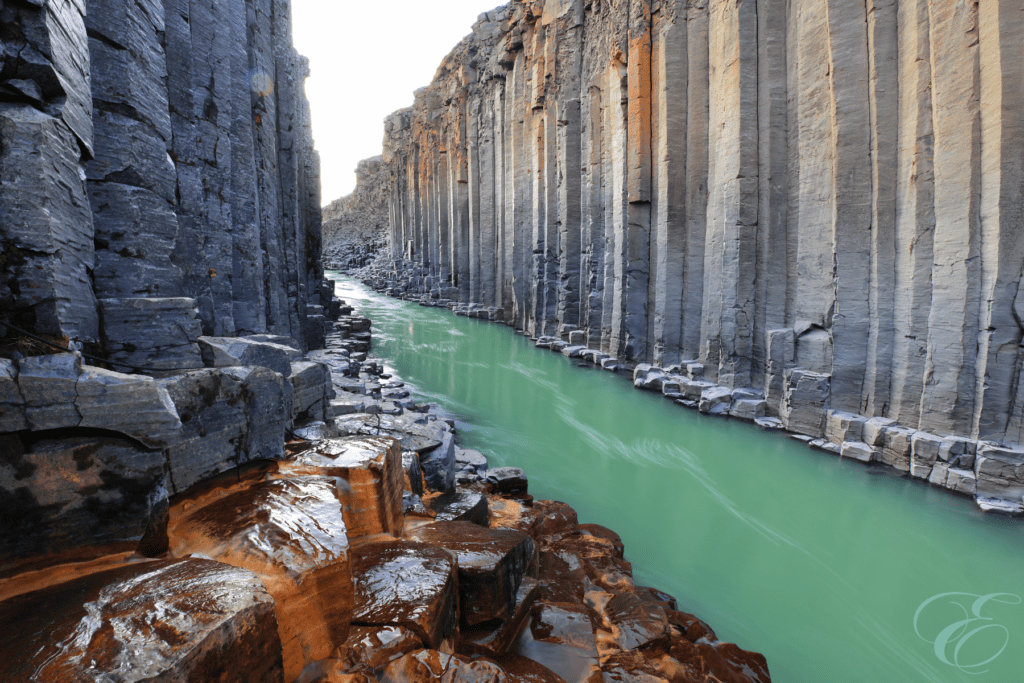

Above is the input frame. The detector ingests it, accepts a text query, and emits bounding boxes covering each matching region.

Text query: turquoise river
[332,274,1024,683]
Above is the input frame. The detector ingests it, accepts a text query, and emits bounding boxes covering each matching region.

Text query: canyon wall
[1,0,327,363]
[381,0,1024,470]
[323,156,389,269]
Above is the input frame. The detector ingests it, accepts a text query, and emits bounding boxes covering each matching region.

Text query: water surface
[332,274,1024,683]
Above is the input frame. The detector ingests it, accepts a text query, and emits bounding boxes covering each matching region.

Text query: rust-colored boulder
[168,475,353,681]
[407,521,535,626]
[352,539,459,650]
[492,653,568,683]
[0,558,282,682]
[338,625,426,673]
[600,592,670,652]
[281,436,405,538]
[428,489,490,525]
[488,495,543,541]
[532,500,578,538]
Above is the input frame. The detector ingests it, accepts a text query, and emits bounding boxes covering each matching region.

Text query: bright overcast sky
[292,0,502,204]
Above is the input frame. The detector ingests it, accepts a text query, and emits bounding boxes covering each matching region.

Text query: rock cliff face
[323,156,390,270]
[1,0,327,359]
[378,0,1024,509]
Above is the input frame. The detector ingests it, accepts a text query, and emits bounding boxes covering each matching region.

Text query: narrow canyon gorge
[368,0,1024,513]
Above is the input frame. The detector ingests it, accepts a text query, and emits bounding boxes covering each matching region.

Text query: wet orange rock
[491,653,568,683]
[280,436,405,538]
[296,660,374,683]
[488,495,543,541]
[599,592,670,652]
[532,500,579,538]
[0,558,282,682]
[168,475,353,682]
[460,577,540,657]
[352,539,459,650]
[338,625,426,673]
[406,521,536,626]
[515,602,603,683]
[540,530,635,594]
[381,649,508,683]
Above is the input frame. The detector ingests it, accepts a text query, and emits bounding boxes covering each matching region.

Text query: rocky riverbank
[0,283,771,683]
[351,257,1024,517]
[323,157,390,271]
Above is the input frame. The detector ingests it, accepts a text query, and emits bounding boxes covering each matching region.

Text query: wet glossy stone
[296,661,374,683]
[460,577,540,657]
[381,650,507,683]
[407,521,535,627]
[600,593,669,652]
[664,637,771,683]
[168,476,353,681]
[515,603,602,683]
[541,533,634,594]
[403,451,425,496]
[488,495,543,541]
[0,434,169,575]
[429,489,490,525]
[0,558,282,683]
[632,587,678,612]
[282,436,405,538]
[352,539,459,650]
[334,414,447,454]
[337,625,425,673]
[492,653,568,683]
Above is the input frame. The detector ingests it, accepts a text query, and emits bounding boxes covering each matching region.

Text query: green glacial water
[332,275,1024,683]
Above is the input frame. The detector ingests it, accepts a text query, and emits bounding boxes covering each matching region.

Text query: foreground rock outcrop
[368,0,1024,514]
[0,301,771,683]
[323,156,390,270]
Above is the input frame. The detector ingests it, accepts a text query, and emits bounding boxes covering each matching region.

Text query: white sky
[292,0,503,205]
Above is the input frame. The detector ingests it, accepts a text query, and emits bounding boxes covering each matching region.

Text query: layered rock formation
[323,156,390,270]
[1,0,327,359]
[374,0,1024,511]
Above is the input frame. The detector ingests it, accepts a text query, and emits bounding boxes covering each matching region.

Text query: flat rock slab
[352,539,459,650]
[492,654,568,683]
[198,336,295,377]
[0,558,282,682]
[334,414,448,454]
[428,489,490,525]
[169,475,353,681]
[0,433,168,575]
[406,521,535,627]
[282,436,405,539]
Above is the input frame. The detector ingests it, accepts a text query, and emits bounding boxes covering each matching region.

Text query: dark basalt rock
[485,467,528,495]
[461,577,540,657]
[601,592,670,652]
[352,539,459,650]
[0,558,283,683]
[406,521,535,627]
[0,433,169,575]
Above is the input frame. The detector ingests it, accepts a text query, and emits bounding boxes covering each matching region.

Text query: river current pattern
[332,275,1024,683]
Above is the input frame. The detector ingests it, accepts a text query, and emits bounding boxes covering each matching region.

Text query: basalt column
[381,0,1024,450]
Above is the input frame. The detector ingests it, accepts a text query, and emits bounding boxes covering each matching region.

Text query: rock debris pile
[369,0,1024,515]
[1,298,771,683]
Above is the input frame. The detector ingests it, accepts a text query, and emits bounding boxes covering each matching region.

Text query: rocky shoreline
[0,281,771,683]
[351,257,1024,517]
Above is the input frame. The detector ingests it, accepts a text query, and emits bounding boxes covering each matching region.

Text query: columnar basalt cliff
[323,156,390,270]
[1,0,327,360]
[376,0,1024,513]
